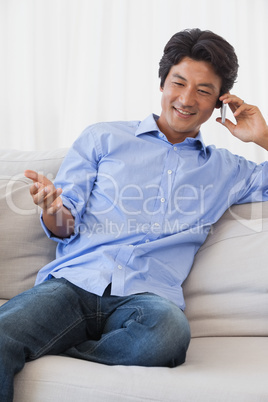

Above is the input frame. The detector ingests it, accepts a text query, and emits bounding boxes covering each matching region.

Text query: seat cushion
[14,337,268,401]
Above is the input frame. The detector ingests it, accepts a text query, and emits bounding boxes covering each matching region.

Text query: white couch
[1,148,268,402]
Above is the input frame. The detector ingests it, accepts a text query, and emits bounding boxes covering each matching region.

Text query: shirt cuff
[39,203,79,244]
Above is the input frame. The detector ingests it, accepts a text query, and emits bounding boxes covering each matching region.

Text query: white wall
[0,0,267,162]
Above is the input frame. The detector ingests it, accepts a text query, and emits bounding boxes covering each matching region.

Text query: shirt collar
[135,114,161,137]
[135,114,207,154]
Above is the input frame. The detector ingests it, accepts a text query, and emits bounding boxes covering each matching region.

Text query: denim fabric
[0,278,191,402]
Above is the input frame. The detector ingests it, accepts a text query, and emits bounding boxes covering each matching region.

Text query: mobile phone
[221,103,227,124]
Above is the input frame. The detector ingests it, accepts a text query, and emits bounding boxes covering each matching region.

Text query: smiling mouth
[173,107,196,116]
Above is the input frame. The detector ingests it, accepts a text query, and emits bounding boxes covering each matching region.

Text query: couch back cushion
[0,149,66,300]
[183,201,268,337]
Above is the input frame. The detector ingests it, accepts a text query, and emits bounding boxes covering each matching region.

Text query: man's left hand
[217,94,268,151]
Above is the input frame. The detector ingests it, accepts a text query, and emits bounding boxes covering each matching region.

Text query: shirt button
[145,239,150,243]
[173,146,177,151]
[153,223,160,228]
[168,170,172,175]
[160,198,165,203]
[118,265,123,270]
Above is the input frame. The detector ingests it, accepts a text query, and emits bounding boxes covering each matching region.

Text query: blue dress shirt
[36,114,268,309]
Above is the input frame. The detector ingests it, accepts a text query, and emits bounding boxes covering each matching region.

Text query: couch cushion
[0,149,66,299]
[183,201,268,337]
[13,337,268,401]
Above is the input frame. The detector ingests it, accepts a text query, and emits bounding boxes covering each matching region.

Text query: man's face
[157,57,222,144]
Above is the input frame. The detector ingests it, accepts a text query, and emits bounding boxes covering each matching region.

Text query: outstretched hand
[216,94,268,151]
[24,170,63,215]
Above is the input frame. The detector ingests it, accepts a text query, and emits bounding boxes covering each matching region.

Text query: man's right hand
[24,170,75,238]
[24,170,63,215]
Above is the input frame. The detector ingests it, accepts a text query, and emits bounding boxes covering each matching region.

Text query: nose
[179,88,196,107]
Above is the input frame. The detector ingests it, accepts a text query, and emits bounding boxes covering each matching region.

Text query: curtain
[0,0,267,163]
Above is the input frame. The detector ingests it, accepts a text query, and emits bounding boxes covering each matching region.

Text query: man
[1,28,268,401]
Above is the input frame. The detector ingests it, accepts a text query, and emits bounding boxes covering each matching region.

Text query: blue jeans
[0,278,191,402]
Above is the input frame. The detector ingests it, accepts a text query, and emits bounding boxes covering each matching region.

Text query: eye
[173,82,184,87]
[198,89,211,95]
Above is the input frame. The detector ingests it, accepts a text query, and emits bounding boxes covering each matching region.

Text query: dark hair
[159,28,239,97]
